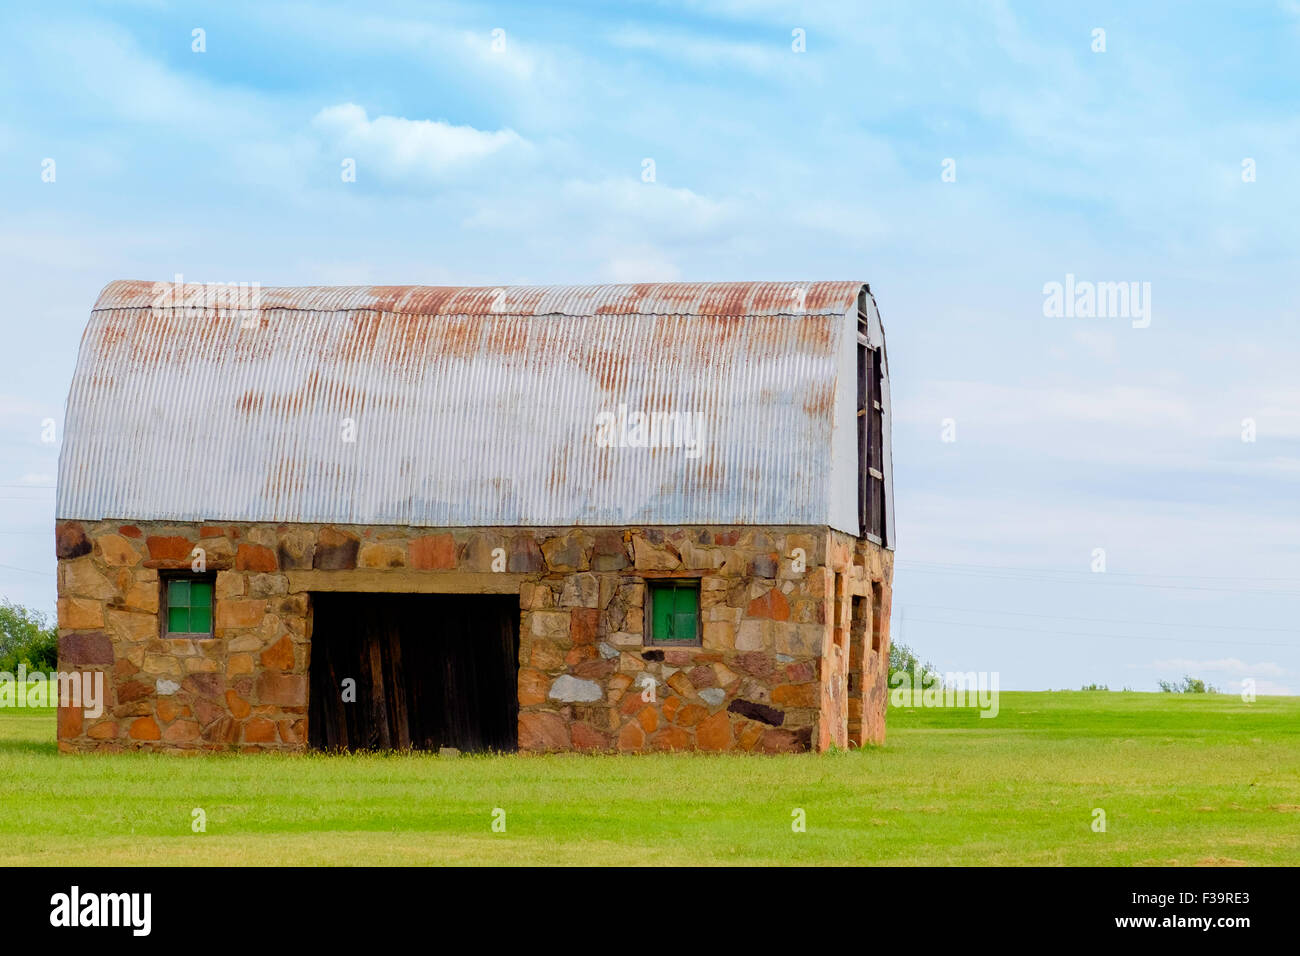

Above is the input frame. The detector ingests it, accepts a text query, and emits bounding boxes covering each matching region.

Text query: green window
[166,577,214,636]
[648,581,700,645]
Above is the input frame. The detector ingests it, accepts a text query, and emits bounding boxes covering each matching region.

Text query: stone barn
[54,280,895,754]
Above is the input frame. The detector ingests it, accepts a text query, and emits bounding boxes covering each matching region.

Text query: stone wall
[54,520,892,754]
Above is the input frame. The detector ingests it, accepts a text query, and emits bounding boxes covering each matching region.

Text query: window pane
[168,580,190,607]
[674,586,698,615]
[652,586,673,641]
[168,607,189,633]
[671,612,697,642]
[189,606,211,633]
[190,581,212,608]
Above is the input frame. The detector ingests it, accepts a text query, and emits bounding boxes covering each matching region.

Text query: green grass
[2,691,1297,865]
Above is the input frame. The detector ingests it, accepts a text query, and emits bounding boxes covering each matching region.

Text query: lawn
[1,691,1297,866]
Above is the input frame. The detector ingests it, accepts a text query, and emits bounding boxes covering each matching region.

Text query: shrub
[0,600,58,673]
[1157,675,1220,694]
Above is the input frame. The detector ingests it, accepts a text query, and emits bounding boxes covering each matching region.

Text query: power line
[902,614,1297,649]
[0,563,54,578]
[904,603,1299,634]
[897,562,1300,597]
[900,559,1300,585]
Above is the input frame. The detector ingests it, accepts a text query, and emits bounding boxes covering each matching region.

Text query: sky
[1,0,1297,693]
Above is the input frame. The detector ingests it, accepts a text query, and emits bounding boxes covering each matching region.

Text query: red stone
[118,525,142,539]
[59,632,113,666]
[259,635,295,670]
[773,683,819,708]
[55,522,92,559]
[569,607,599,645]
[235,543,278,572]
[243,717,276,743]
[571,721,609,751]
[409,534,456,570]
[58,705,84,739]
[255,672,306,706]
[695,711,733,751]
[518,711,570,751]
[687,665,717,688]
[637,705,659,733]
[617,721,645,751]
[225,690,251,719]
[116,680,151,703]
[650,726,692,751]
[129,717,161,740]
[163,720,200,742]
[677,704,707,727]
[147,535,193,561]
[746,589,790,621]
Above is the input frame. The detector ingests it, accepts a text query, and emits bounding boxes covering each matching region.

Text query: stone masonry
[55,520,892,754]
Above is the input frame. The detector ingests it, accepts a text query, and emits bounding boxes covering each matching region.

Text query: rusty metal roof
[58,280,885,532]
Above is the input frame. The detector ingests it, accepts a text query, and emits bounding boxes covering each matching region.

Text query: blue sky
[2,1,1297,693]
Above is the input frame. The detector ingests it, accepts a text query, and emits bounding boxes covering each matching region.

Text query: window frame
[644,579,703,648]
[161,571,217,639]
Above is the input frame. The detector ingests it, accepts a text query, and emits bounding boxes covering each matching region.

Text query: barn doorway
[307,593,520,753]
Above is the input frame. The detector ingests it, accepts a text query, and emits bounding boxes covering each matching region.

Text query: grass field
[1,691,1297,866]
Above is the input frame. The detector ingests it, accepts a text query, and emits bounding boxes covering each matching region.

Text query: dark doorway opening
[308,593,520,753]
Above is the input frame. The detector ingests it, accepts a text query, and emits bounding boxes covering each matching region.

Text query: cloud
[311,103,529,179]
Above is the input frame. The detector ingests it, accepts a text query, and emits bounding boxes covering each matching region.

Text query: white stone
[700,688,725,708]
[597,642,619,659]
[155,679,180,695]
[548,675,603,703]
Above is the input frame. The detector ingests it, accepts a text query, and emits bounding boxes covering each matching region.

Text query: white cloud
[311,103,529,179]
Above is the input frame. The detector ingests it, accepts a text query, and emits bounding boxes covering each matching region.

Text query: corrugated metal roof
[58,280,873,528]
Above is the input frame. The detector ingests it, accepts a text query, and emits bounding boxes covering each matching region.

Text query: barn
[54,279,895,754]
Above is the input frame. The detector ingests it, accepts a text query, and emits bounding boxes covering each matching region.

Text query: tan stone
[216,598,265,629]
[702,620,735,650]
[519,581,552,610]
[527,610,570,641]
[58,597,103,630]
[184,657,220,673]
[143,655,181,678]
[86,721,118,740]
[106,607,157,643]
[98,534,141,566]
[358,542,406,569]
[227,653,254,677]
[632,535,680,571]
[62,558,117,601]
[518,668,549,707]
[529,641,565,672]
[215,572,246,599]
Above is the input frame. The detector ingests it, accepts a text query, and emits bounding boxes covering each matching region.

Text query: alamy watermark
[594,404,706,459]
[0,667,104,718]
[889,670,1000,718]
[150,273,262,324]
[1042,274,1151,328]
